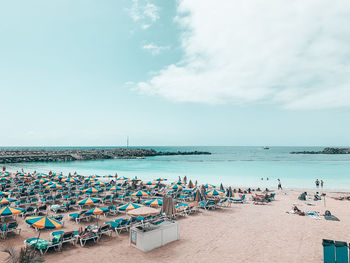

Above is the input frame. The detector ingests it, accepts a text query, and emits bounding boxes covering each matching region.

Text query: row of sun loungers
[0,221,21,239]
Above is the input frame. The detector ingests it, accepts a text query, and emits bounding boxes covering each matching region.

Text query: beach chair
[107,205,118,216]
[21,206,36,218]
[97,224,113,237]
[36,204,48,216]
[78,231,100,247]
[322,239,335,263]
[335,241,348,263]
[3,221,21,238]
[69,210,90,223]
[217,198,229,207]
[252,195,267,205]
[198,200,216,210]
[230,195,246,204]
[61,231,78,246]
[31,236,62,255]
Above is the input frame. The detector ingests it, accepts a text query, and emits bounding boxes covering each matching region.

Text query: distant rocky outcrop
[0,148,211,164]
[290,147,350,154]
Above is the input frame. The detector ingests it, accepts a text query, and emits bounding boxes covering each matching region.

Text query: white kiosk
[129,220,180,252]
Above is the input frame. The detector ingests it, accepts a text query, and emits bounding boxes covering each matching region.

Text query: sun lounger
[1,221,21,238]
[62,231,78,246]
[21,206,36,218]
[217,198,229,207]
[28,236,62,255]
[198,200,216,210]
[97,224,113,237]
[78,231,99,247]
[69,210,90,223]
[230,195,246,204]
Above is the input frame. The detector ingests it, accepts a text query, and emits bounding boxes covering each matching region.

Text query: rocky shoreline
[290,147,350,154]
[0,148,211,164]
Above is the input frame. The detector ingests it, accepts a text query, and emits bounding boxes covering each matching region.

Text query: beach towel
[305,211,321,220]
[305,202,316,206]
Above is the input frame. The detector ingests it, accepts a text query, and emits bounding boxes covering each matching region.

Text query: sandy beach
[1,188,349,263]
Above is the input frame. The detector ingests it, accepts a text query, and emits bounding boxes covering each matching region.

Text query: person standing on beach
[315,179,320,188]
[321,180,324,188]
[278,179,282,190]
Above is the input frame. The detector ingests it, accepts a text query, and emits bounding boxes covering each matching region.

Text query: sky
[0,0,350,147]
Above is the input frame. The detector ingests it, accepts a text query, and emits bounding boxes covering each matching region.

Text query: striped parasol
[78,197,101,206]
[0,206,24,216]
[131,190,149,197]
[107,185,123,191]
[117,202,143,212]
[25,216,62,230]
[144,198,163,207]
[82,187,101,194]
[206,189,225,196]
[0,197,16,204]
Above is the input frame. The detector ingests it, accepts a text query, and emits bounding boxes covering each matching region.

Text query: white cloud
[142,42,170,55]
[135,0,350,109]
[129,0,159,29]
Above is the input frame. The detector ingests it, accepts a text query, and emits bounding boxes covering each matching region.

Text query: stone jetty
[0,148,211,164]
[290,147,350,154]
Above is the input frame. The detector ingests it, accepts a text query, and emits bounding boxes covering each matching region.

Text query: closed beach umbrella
[206,189,225,197]
[161,196,176,217]
[188,180,194,189]
[78,197,101,206]
[220,183,224,191]
[83,187,101,194]
[25,216,62,230]
[0,198,16,204]
[226,186,233,197]
[0,206,24,216]
[127,207,160,217]
[193,189,203,202]
[144,198,163,207]
[131,190,149,197]
[117,202,143,212]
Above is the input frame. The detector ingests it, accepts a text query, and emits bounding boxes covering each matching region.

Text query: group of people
[315,179,324,188]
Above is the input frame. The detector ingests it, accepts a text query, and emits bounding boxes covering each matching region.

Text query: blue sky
[0,0,350,146]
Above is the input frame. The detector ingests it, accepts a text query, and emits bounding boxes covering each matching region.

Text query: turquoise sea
[3,146,350,190]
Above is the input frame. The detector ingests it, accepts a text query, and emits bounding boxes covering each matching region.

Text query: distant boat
[263,146,270,150]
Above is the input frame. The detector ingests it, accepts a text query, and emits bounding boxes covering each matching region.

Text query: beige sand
[1,190,350,263]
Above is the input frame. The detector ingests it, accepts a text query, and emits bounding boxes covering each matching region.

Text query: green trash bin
[335,241,348,263]
[322,239,335,263]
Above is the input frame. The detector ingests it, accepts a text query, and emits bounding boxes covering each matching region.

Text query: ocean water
[3,146,350,190]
